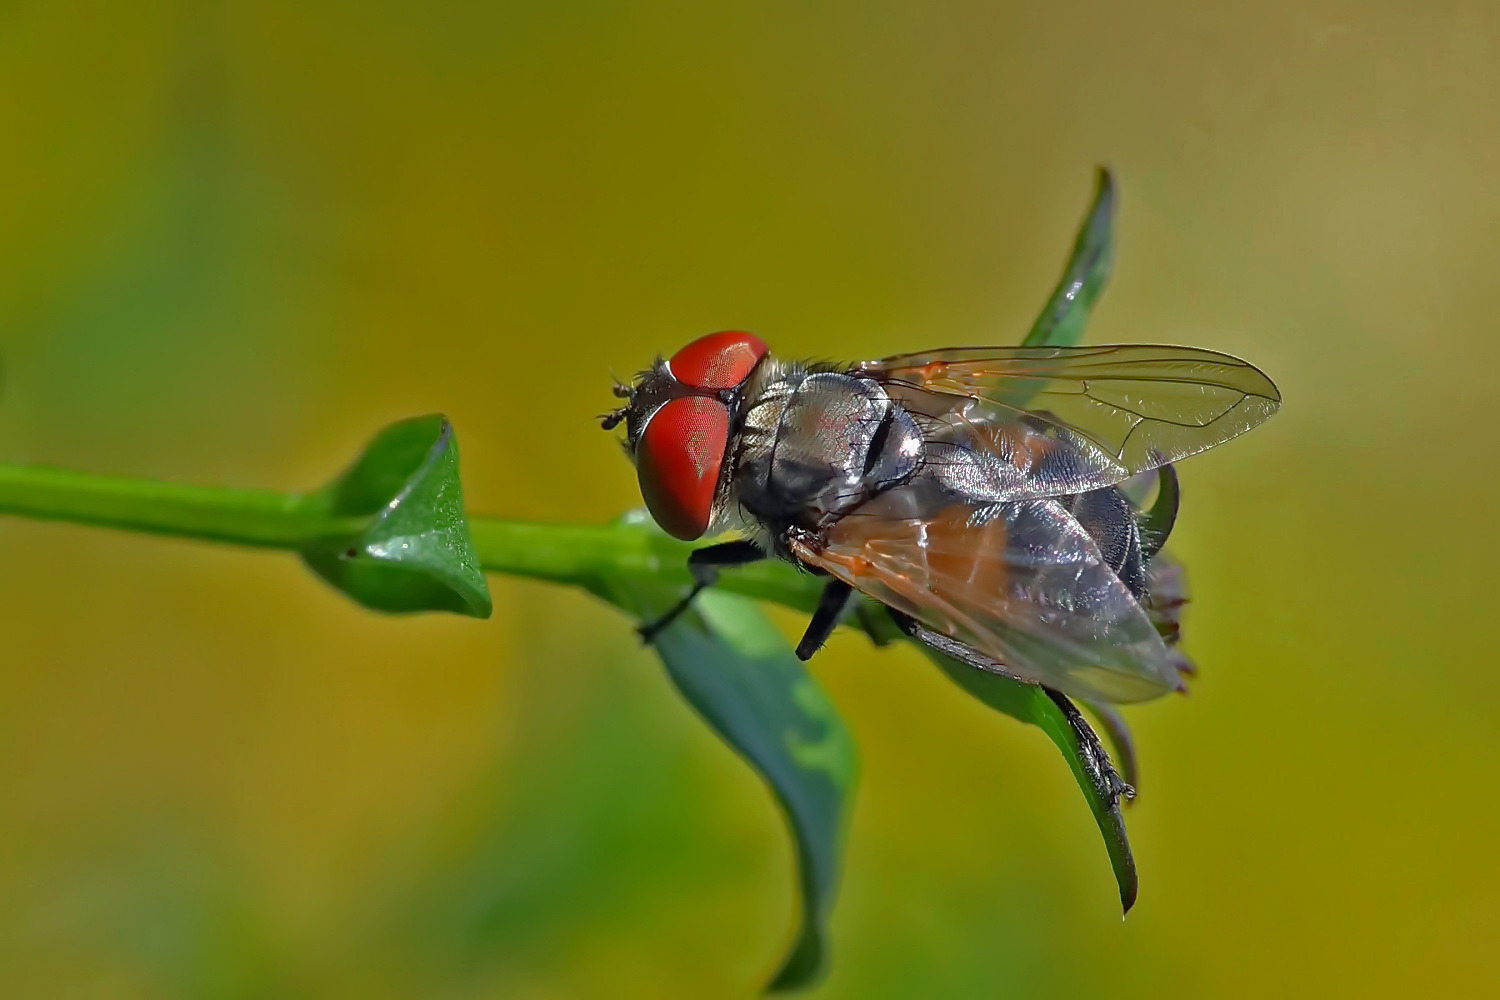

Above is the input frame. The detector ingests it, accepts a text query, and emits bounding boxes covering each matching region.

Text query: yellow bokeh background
[1,2,1496,996]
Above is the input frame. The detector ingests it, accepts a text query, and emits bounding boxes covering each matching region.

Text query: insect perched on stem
[602,330,1279,796]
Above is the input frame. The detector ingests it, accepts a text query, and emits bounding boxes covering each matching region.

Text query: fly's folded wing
[790,488,1183,704]
[855,344,1280,498]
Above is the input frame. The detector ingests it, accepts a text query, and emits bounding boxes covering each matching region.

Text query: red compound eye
[667,330,768,390]
[635,396,731,541]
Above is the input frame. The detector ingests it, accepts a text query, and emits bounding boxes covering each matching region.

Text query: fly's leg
[886,609,1036,687]
[888,608,1135,807]
[1076,697,1140,795]
[794,580,853,661]
[637,540,766,643]
[1044,688,1137,807]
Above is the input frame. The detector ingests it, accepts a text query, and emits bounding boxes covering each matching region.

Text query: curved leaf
[593,552,855,994]
[923,650,1138,913]
[1136,464,1182,563]
[1022,166,1116,351]
[301,415,491,618]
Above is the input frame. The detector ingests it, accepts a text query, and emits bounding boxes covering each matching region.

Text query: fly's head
[601,331,769,541]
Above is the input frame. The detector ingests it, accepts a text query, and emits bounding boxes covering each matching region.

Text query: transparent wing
[854,344,1280,497]
[790,489,1182,704]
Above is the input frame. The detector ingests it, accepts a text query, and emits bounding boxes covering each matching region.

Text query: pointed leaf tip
[301,414,492,618]
[1021,167,1117,352]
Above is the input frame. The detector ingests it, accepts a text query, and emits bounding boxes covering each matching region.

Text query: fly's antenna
[600,370,633,430]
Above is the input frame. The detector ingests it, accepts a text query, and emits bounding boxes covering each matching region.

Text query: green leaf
[923,650,1138,913]
[301,415,492,618]
[1021,166,1116,351]
[595,565,855,994]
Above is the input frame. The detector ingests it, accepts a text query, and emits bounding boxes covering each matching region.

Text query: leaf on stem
[302,415,491,618]
[595,560,855,994]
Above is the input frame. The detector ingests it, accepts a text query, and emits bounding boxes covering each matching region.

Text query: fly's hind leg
[1075,698,1139,795]
[886,609,1036,686]
[888,608,1135,808]
[1043,688,1137,807]
[638,540,766,643]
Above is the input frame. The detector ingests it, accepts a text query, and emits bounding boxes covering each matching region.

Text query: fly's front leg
[637,540,766,643]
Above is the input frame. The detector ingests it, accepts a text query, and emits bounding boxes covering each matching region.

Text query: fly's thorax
[726,363,922,531]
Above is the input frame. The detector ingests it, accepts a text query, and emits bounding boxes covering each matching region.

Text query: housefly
[602,331,1279,719]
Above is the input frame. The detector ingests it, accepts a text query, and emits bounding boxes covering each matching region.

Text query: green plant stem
[467,520,821,610]
[0,463,822,611]
[0,464,356,546]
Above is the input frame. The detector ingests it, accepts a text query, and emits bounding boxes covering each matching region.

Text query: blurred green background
[1,1,1496,996]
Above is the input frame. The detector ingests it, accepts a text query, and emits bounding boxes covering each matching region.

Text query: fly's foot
[1043,687,1139,809]
[635,593,699,644]
[1077,717,1136,808]
[1107,766,1137,808]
